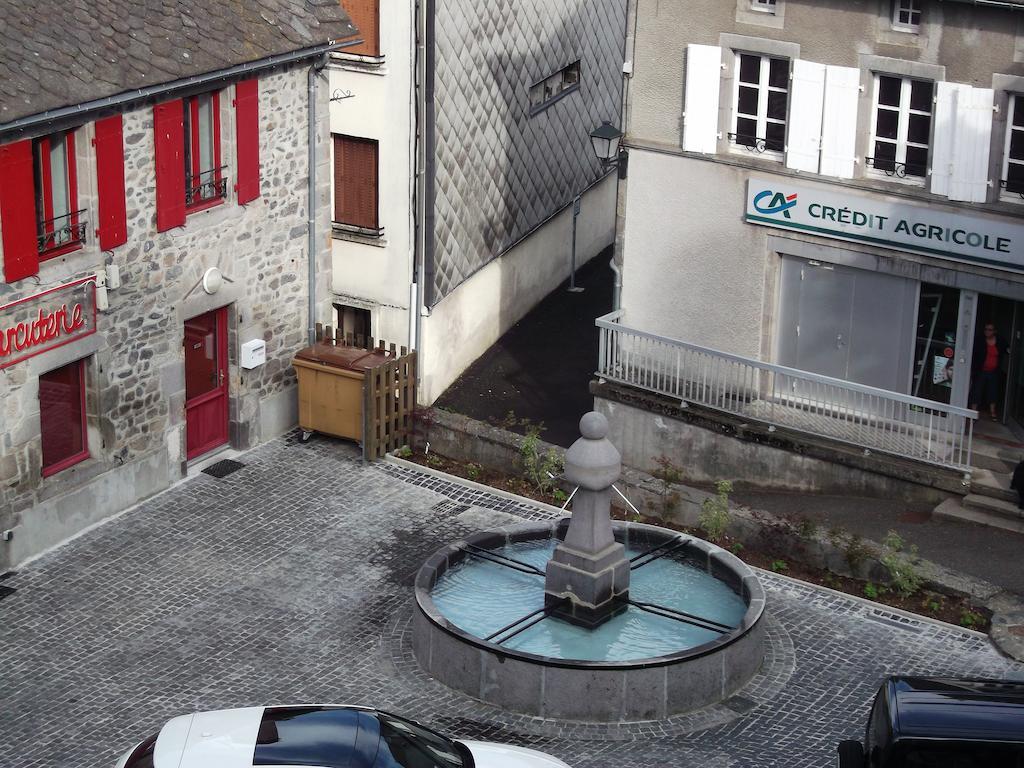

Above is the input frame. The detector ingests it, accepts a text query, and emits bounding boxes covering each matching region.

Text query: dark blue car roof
[889,677,1024,744]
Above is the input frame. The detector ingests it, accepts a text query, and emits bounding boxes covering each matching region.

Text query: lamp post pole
[569,195,583,293]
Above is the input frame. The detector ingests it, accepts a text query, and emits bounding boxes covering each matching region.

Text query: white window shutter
[930,81,966,197]
[786,60,826,173]
[949,87,994,203]
[683,44,722,154]
[819,66,860,179]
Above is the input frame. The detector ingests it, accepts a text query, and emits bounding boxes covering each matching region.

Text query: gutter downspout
[609,258,622,311]
[308,52,331,346]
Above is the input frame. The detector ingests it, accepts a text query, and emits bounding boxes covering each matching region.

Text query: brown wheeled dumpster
[292,342,393,443]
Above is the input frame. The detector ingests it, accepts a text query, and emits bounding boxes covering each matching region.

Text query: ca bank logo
[753,190,798,219]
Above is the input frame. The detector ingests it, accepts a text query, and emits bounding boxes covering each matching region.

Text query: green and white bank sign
[745,177,1023,271]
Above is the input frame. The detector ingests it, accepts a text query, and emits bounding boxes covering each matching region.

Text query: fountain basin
[413,520,766,721]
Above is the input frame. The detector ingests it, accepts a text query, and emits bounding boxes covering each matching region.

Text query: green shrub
[520,426,563,495]
[699,480,732,542]
[880,530,923,597]
[864,582,880,599]
[770,559,789,573]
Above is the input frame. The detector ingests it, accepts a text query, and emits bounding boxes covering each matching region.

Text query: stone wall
[0,63,334,571]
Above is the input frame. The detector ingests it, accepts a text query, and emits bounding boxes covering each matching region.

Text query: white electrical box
[240,339,266,369]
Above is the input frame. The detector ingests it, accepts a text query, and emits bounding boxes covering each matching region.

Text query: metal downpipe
[307,53,330,346]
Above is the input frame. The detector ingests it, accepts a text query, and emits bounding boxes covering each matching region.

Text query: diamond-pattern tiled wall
[429,0,627,303]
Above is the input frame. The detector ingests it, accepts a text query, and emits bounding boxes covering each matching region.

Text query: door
[184,307,229,460]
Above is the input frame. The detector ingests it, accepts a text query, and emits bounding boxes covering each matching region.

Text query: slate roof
[0,0,357,125]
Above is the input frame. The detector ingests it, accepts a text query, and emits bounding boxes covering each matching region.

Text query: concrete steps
[934,498,1024,535]
[970,468,1017,504]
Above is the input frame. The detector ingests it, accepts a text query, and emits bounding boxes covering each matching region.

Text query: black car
[838,676,1024,767]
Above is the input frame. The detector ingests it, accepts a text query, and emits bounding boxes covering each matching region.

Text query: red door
[184,307,229,460]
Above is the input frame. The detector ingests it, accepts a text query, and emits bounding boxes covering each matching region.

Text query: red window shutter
[344,0,379,56]
[333,135,378,229]
[153,99,186,231]
[94,115,128,249]
[234,79,260,204]
[0,140,40,282]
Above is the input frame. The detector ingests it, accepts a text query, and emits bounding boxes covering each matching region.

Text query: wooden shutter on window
[94,115,128,250]
[683,44,722,154]
[343,0,379,56]
[930,81,965,198]
[333,135,379,229]
[786,60,825,173]
[153,99,186,232]
[0,140,40,282]
[235,79,261,204]
[819,66,860,179]
[949,86,994,203]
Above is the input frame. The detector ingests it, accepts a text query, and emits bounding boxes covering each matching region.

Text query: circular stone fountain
[412,413,766,722]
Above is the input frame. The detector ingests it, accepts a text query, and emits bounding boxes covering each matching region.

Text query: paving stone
[0,431,1021,768]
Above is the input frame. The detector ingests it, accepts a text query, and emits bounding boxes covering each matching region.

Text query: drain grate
[865,608,922,633]
[0,585,16,602]
[431,500,471,518]
[202,459,246,479]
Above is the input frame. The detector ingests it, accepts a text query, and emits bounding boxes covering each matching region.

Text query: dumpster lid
[294,343,394,371]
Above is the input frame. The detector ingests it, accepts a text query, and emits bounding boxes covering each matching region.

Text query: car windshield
[373,713,464,768]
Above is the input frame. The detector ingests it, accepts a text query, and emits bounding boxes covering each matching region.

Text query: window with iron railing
[183,92,227,211]
[33,130,86,259]
[868,74,932,181]
[1002,93,1024,201]
[729,53,789,159]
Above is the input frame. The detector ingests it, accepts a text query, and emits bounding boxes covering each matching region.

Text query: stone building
[598,0,1024,522]
[327,0,628,403]
[0,1,356,571]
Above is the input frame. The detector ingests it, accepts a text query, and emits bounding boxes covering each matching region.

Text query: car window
[866,690,891,766]
[373,714,463,768]
[253,706,377,768]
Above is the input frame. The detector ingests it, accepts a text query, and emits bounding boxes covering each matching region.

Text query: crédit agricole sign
[0,277,97,369]
[745,177,1024,271]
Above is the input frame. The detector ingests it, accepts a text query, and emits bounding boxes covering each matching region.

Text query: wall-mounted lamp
[589,121,628,179]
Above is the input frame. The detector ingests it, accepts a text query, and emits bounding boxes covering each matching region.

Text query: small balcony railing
[1000,179,1024,199]
[595,310,976,472]
[727,132,770,153]
[37,210,87,253]
[186,167,228,207]
[865,156,928,179]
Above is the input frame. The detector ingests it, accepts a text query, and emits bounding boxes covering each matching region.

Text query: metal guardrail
[596,310,976,471]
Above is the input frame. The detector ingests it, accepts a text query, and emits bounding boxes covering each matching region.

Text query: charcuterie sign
[0,277,97,369]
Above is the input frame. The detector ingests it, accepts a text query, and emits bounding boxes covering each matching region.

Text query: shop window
[868,74,932,181]
[33,130,85,259]
[1002,93,1024,201]
[729,53,789,158]
[39,358,89,477]
[334,303,371,342]
[891,0,922,32]
[333,135,380,235]
[751,0,776,12]
[528,61,581,114]
[184,93,225,211]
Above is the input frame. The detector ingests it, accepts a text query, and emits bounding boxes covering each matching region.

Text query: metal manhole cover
[202,459,246,479]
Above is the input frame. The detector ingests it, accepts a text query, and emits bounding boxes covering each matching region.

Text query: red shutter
[343,0,379,56]
[94,115,128,250]
[333,135,378,229]
[153,99,185,232]
[234,79,260,204]
[0,140,40,282]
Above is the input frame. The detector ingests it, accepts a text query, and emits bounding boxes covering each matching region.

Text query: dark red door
[184,307,228,460]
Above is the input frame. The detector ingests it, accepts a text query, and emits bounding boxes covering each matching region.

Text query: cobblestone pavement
[1,433,1021,768]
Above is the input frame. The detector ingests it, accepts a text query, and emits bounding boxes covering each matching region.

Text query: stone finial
[564,412,621,492]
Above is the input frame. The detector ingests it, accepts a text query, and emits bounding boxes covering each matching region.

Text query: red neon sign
[0,277,97,369]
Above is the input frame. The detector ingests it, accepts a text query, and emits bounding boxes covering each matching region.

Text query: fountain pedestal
[544,412,630,627]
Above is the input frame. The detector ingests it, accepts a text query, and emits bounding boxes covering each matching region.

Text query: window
[334,304,371,342]
[184,93,224,210]
[892,0,922,31]
[39,358,88,477]
[340,0,379,57]
[752,0,776,11]
[33,130,84,259]
[528,61,581,113]
[333,135,380,234]
[869,75,932,180]
[1002,94,1024,199]
[730,53,789,156]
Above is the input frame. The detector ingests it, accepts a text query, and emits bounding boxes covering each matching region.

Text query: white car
[114,705,571,768]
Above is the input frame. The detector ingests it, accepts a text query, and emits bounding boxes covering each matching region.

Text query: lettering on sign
[746,178,1023,270]
[0,278,97,369]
